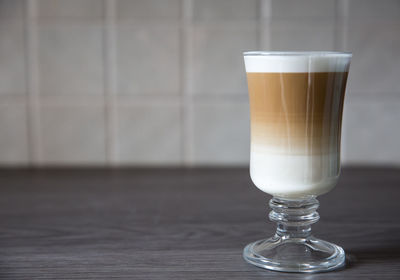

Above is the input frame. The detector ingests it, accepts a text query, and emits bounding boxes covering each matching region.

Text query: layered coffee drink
[243,52,352,273]
[244,52,351,198]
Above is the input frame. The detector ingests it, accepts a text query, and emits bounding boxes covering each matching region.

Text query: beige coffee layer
[248,72,348,155]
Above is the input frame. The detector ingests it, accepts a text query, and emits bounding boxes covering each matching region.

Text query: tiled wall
[0,0,399,166]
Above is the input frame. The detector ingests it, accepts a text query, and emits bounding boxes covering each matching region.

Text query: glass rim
[243,51,352,57]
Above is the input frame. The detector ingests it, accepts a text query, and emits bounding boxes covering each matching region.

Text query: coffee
[244,53,351,198]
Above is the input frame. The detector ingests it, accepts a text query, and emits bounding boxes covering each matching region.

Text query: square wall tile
[342,101,400,165]
[117,102,181,165]
[190,24,257,95]
[348,0,400,19]
[0,104,28,164]
[346,21,400,96]
[40,105,106,164]
[193,0,258,22]
[116,25,180,95]
[117,0,181,21]
[344,89,400,104]
[267,20,335,51]
[37,23,104,95]
[37,0,104,19]
[0,22,26,95]
[0,0,23,20]
[192,101,250,165]
[269,0,336,19]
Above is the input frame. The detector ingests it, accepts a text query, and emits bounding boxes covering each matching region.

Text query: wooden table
[0,167,399,279]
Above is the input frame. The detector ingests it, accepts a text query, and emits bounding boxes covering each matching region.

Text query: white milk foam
[245,52,351,198]
[244,52,351,73]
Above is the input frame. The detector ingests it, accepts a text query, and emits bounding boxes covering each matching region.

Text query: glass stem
[269,197,320,239]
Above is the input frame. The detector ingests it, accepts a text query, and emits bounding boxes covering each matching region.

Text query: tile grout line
[181,0,194,166]
[261,0,272,50]
[104,0,118,165]
[343,0,349,50]
[25,0,42,165]
[255,0,262,49]
[334,0,339,50]
[336,0,349,51]
[342,0,350,164]
[335,0,350,164]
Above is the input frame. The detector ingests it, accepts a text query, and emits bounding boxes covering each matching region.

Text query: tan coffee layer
[247,72,348,155]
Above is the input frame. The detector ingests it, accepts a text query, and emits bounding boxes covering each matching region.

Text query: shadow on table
[346,245,400,266]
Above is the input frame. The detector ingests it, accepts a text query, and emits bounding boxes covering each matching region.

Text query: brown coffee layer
[247,72,348,155]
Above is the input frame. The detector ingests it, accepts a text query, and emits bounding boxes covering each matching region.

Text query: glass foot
[243,197,345,273]
[243,236,345,273]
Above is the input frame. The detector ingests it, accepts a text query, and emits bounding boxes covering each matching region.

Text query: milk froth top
[244,51,352,73]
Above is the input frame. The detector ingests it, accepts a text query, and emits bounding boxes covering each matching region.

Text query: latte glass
[243,51,352,273]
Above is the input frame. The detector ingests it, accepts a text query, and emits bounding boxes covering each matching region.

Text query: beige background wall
[0,0,399,166]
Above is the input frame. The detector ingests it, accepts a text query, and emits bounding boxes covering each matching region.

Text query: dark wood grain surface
[0,167,399,279]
